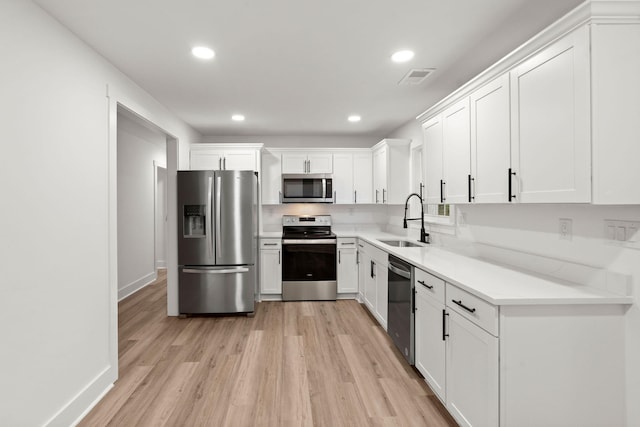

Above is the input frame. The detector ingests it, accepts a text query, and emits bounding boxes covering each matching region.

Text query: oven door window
[282,243,336,281]
[283,178,325,199]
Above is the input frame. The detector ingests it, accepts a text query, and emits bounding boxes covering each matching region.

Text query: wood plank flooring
[80,271,456,426]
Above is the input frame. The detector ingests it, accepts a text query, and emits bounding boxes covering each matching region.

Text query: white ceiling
[33,0,583,138]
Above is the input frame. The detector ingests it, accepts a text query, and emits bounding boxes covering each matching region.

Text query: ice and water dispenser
[183,205,206,237]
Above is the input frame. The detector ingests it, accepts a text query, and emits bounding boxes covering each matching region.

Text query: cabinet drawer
[446,284,498,336]
[338,238,357,247]
[415,268,445,304]
[260,239,282,249]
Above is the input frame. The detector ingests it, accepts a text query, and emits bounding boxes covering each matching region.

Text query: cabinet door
[356,245,364,300]
[373,147,387,204]
[337,246,358,293]
[223,150,257,171]
[333,153,354,204]
[415,288,446,402]
[363,254,376,313]
[591,24,640,204]
[281,153,307,173]
[422,115,443,205]
[375,259,388,330]
[261,150,282,204]
[308,153,333,173]
[470,74,511,203]
[191,150,222,170]
[442,99,471,204]
[260,249,282,294]
[446,310,499,427]
[510,26,591,203]
[353,152,373,204]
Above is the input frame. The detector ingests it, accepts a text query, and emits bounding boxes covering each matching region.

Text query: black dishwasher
[387,255,414,365]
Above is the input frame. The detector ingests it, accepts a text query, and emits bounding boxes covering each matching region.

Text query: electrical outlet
[559,218,572,240]
[604,220,640,249]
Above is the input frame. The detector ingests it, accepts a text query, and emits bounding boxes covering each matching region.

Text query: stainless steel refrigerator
[177,170,257,314]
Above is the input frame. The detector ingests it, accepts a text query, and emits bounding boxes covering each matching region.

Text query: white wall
[202,134,379,148]
[0,2,199,426]
[388,117,640,426]
[117,113,166,300]
[262,204,389,232]
[156,167,167,269]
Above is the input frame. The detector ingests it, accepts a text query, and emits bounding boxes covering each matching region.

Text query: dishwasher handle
[388,261,411,280]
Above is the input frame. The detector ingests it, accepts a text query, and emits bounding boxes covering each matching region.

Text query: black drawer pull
[452,299,476,313]
[418,280,433,290]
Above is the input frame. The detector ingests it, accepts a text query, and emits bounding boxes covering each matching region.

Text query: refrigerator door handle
[182,267,250,274]
[215,174,222,260]
[206,176,213,259]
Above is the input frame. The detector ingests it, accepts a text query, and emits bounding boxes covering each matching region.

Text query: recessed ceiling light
[348,115,361,123]
[192,46,215,59]
[232,114,245,122]
[391,50,414,63]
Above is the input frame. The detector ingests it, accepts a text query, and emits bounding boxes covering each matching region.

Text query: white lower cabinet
[337,238,358,293]
[414,269,446,402]
[415,271,499,427]
[446,309,499,427]
[412,270,625,427]
[259,239,281,295]
[358,240,388,329]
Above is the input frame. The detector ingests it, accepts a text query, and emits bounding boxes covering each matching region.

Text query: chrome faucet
[403,193,429,244]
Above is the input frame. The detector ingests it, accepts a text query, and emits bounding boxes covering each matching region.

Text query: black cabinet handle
[468,175,475,202]
[370,260,375,278]
[452,299,476,313]
[338,250,341,264]
[440,180,444,203]
[442,310,449,341]
[412,288,416,313]
[508,168,517,202]
[417,280,433,290]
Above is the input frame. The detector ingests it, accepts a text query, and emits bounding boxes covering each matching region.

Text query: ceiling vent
[398,68,435,85]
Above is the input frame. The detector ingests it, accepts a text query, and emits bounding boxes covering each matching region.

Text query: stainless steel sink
[378,239,424,248]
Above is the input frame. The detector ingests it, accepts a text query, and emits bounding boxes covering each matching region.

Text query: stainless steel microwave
[281,174,334,203]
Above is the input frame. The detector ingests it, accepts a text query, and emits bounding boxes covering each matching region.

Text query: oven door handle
[282,239,337,244]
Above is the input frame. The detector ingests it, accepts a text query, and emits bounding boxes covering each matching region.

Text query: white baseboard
[118,271,157,301]
[44,365,116,427]
[156,259,166,269]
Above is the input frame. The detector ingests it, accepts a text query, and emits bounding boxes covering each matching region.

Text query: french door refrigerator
[177,170,257,314]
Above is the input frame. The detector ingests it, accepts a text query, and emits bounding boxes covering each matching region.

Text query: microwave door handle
[323,178,327,200]
[206,176,213,259]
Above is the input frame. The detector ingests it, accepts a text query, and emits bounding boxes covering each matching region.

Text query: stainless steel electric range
[281,215,337,301]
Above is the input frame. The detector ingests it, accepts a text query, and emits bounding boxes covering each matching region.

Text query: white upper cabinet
[353,152,373,204]
[422,116,444,205]
[281,151,333,174]
[510,25,591,203]
[372,146,388,204]
[372,139,411,205]
[333,153,353,204]
[442,99,471,204]
[261,149,282,204]
[333,150,373,204]
[190,144,261,171]
[470,73,511,203]
[591,23,640,204]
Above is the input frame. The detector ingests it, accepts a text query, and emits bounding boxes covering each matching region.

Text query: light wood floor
[80,271,457,426]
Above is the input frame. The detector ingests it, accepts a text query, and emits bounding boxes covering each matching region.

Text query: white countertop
[260,228,631,306]
[354,232,632,306]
